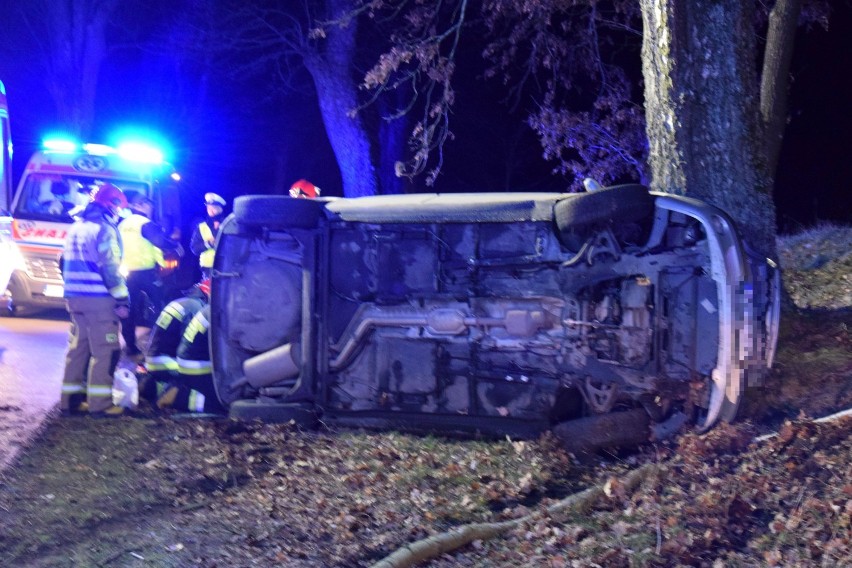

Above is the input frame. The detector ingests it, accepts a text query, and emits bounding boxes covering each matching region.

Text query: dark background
[1,2,850,236]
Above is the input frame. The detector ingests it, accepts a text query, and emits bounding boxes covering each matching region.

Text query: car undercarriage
[210,186,780,451]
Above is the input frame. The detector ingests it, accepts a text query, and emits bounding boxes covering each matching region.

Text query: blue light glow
[116,142,164,164]
[42,138,79,152]
[82,143,116,156]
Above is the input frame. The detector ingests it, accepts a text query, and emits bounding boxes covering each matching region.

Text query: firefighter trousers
[121,268,164,356]
[61,296,122,413]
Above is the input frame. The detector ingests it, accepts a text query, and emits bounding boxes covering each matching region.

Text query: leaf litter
[0,225,850,567]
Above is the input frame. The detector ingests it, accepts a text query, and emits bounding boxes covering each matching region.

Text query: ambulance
[0,81,13,297]
[4,136,181,315]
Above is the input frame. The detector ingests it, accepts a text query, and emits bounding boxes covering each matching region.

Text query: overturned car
[209,185,780,449]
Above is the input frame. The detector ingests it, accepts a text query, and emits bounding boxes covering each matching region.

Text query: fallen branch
[370,462,658,568]
[754,407,852,443]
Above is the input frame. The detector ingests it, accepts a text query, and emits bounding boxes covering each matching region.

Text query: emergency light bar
[41,137,166,164]
[42,138,79,153]
[116,142,163,164]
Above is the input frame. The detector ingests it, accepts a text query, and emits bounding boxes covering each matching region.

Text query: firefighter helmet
[92,183,128,210]
[197,279,211,297]
[289,179,320,199]
[204,193,226,207]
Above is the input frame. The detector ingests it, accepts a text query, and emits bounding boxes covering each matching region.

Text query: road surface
[0,310,69,472]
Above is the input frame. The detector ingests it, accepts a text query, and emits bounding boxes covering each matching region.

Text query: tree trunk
[305,0,378,198]
[760,0,802,189]
[41,0,116,138]
[640,0,776,255]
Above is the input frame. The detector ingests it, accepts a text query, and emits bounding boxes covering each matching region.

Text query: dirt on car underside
[1,227,851,567]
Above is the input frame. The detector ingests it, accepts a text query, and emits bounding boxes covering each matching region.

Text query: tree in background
[212,0,383,198]
[640,0,826,253]
[15,0,120,138]
[361,0,828,253]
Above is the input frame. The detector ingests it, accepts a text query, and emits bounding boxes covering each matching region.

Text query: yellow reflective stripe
[198,222,216,268]
[182,312,209,343]
[198,222,214,243]
[87,385,113,398]
[62,384,85,394]
[109,284,129,298]
[145,355,179,371]
[188,390,206,413]
[200,248,215,268]
[164,303,186,319]
[177,357,212,375]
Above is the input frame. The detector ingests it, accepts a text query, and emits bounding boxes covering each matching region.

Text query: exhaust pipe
[242,342,301,389]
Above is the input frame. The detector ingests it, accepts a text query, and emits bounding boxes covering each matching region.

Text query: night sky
[1,2,850,235]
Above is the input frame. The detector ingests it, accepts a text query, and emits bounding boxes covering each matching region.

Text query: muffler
[242,342,301,389]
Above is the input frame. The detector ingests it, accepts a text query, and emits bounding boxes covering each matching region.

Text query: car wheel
[554,184,654,248]
[233,195,324,229]
[228,399,319,428]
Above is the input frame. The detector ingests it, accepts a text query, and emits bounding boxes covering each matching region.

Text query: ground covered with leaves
[1,226,850,568]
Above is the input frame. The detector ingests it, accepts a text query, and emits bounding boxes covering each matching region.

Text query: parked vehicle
[3,137,181,315]
[209,185,780,448]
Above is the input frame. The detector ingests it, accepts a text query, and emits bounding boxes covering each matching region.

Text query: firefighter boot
[60,394,89,417]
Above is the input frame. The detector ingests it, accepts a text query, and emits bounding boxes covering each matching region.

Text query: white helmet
[204,193,226,207]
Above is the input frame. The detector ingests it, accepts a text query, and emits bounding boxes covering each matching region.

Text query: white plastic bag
[113,367,139,409]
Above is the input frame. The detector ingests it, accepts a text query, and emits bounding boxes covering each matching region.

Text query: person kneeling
[156,304,225,415]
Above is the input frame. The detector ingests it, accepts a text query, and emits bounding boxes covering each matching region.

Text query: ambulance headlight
[4,242,27,271]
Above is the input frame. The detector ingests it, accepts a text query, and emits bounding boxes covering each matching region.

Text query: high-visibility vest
[119,214,165,272]
[198,221,216,269]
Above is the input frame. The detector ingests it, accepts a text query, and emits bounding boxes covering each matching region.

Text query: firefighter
[138,280,209,406]
[59,183,130,417]
[157,303,226,414]
[190,192,226,279]
[118,193,184,362]
[288,178,321,199]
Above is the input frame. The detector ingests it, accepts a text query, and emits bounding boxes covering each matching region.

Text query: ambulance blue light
[82,143,116,156]
[43,138,79,153]
[170,172,181,182]
[116,142,164,164]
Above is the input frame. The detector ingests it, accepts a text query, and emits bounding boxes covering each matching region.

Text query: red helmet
[92,183,128,210]
[289,179,320,199]
[197,279,211,297]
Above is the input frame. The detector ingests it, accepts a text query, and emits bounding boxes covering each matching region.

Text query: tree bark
[760,0,802,189]
[640,0,776,255]
[305,0,378,198]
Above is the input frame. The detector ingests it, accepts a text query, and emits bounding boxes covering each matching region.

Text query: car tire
[554,184,654,248]
[233,195,324,229]
[228,399,319,428]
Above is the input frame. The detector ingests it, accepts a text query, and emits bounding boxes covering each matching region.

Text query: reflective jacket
[197,222,215,268]
[191,216,223,270]
[177,305,212,376]
[118,213,165,272]
[146,296,205,372]
[61,203,128,299]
